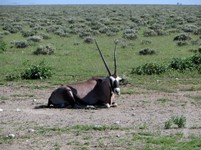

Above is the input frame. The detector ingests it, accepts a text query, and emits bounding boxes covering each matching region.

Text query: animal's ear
[97,78,104,83]
[117,76,122,81]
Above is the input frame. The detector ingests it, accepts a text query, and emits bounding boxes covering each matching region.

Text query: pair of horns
[95,39,117,76]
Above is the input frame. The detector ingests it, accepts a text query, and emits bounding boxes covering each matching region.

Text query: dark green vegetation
[165,115,187,129]
[0,5,201,89]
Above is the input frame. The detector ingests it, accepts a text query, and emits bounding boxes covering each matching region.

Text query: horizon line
[0,3,200,6]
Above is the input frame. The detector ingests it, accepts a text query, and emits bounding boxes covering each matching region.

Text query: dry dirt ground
[0,82,201,150]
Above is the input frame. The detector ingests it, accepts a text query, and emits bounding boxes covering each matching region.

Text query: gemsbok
[48,40,122,108]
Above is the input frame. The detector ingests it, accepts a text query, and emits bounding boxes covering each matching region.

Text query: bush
[141,40,151,45]
[165,115,186,129]
[176,41,188,46]
[21,61,52,80]
[33,44,55,55]
[173,33,191,41]
[169,58,194,71]
[27,35,43,42]
[139,48,156,55]
[79,31,91,38]
[21,30,36,37]
[3,23,22,33]
[6,73,20,81]
[11,40,29,48]
[197,65,201,74]
[39,33,51,39]
[132,63,167,75]
[198,46,201,53]
[191,53,201,65]
[182,24,198,33]
[143,29,157,37]
[123,29,138,40]
[0,39,7,52]
[99,27,109,34]
[84,36,94,44]
[55,28,69,37]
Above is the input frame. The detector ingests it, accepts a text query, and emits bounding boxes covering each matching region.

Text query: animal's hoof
[105,103,111,108]
[86,105,96,109]
[111,102,118,107]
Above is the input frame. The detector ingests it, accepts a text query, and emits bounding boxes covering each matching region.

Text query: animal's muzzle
[114,88,120,95]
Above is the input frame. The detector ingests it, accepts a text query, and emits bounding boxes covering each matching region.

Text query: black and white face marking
[110,76,122,95]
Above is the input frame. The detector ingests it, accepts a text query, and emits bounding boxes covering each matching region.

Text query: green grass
[0,5,201,91]
[0,6,201,149]
[1,124,201,149]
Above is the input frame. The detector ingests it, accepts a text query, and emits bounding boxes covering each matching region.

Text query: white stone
[0,108,3,112]
[16,108,21,112]
[115,121,120,124]
[28,129,35,133]
[8,134,15,138]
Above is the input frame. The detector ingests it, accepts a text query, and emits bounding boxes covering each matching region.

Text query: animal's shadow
[34,103,117,110]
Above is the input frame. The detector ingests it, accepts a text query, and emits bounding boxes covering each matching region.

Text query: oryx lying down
[48,40,122,108]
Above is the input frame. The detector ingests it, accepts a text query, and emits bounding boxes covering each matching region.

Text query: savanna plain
[0,4,201,150]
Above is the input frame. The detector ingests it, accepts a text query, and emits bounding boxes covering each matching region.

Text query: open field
[0,5,201,149]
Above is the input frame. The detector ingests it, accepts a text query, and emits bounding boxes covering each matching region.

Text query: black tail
[34,104,51,109]
[34,98,52,109]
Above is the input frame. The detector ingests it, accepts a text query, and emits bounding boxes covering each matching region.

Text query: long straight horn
[114,40,118,76]
[94,39,112,76]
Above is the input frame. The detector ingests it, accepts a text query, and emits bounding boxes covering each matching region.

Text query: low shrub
[3,23,22,33]
[139,48,156,55]
[0,39,7,52]
[141,40,151,45]
[182,24,198,33]
[173,33,191,41]
[123,29,138,40]
[79,31,91,38]
[121,40,127,49]
[169,58,194,71]
[197,65,201,74]
[21,61,52,80]
[6,73,20,81]
[176,41,188,46]
[165,115,186,129]
[143,29,157,37]
[55,28,69,37]
[33,44,55,55]
[132,63,167,75]
[99,27,108,34]
[27,35,43,42]
[191,53,201,65]
[11,40,29,48]
[21,30,36,37]
[39,33,51,39]
[84,36,94,44]
[198,46,201,53]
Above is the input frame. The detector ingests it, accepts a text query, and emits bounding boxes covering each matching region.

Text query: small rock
[0,108,3,112]
[16,108,21,112]
[28,129,35,133]
[132,113,136,116]
[115,121,120,124]
[8,134,15,138]
[116,134,120,137]
[33,99,37,102]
